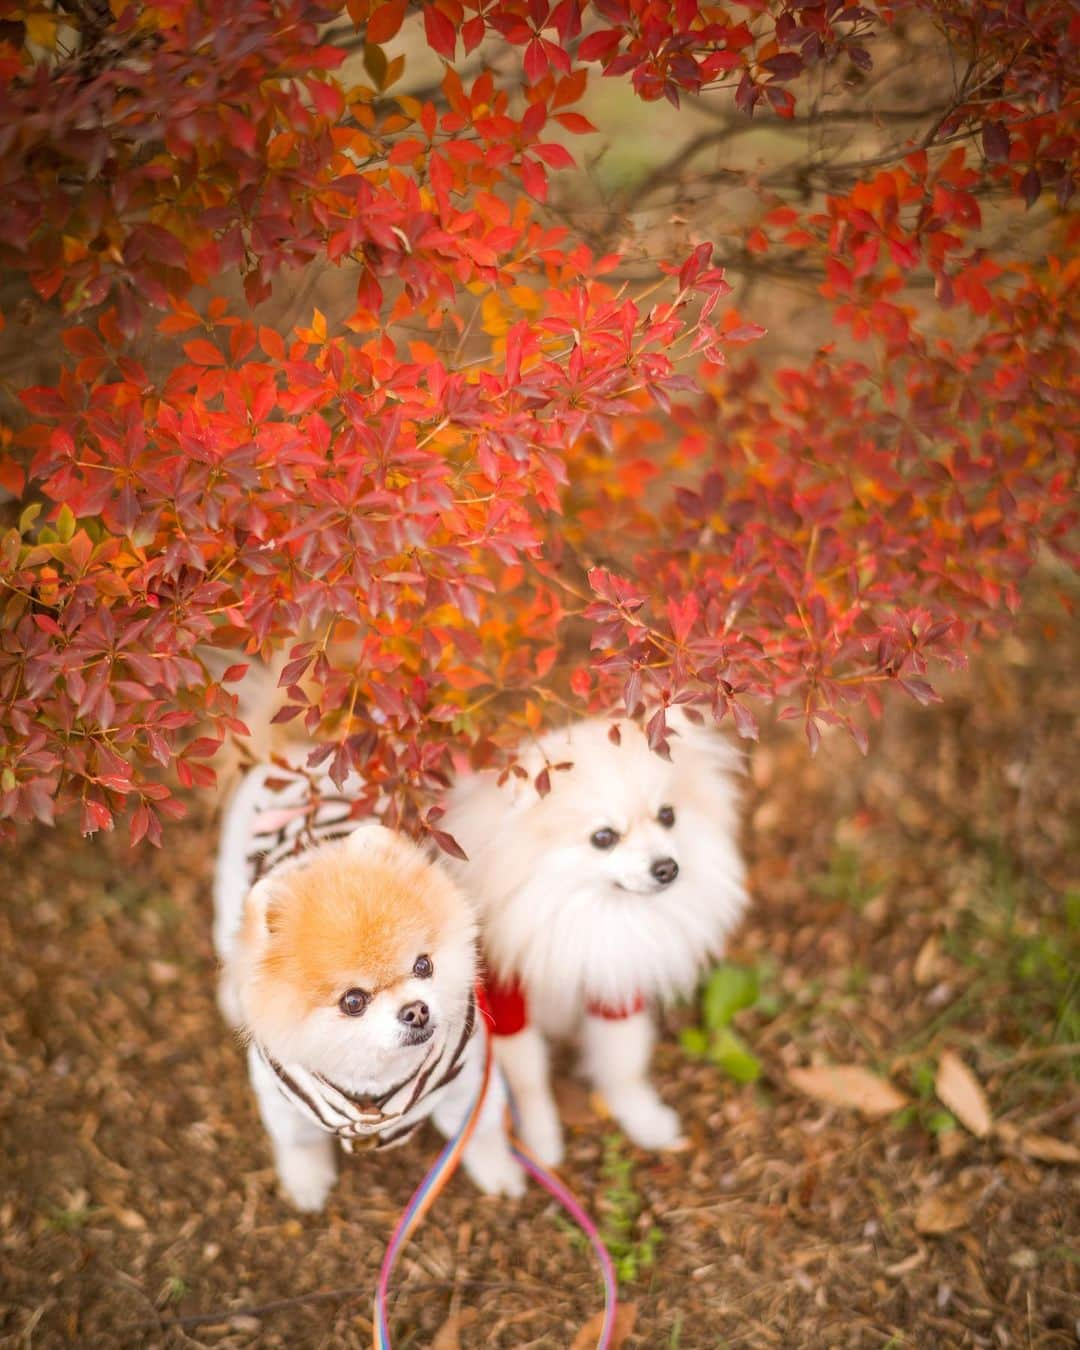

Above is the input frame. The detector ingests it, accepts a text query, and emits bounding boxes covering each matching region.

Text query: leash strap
[373,1027,493,1350]
[371,1031,617,1350]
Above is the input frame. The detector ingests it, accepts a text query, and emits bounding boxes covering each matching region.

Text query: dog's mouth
[400,1025,435,1047]
[613,880,669,896]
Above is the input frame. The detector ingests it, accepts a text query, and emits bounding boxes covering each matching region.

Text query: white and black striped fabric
[243,765,360,886]
[255,992,478,1152]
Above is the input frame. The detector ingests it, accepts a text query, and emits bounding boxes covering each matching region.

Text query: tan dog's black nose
[398,1000,430,1028]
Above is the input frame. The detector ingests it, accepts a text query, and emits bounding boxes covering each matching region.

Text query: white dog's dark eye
[658,805,675,828]
[339,988,370,1017]
[413,955,433,979]
[590,827,619,850]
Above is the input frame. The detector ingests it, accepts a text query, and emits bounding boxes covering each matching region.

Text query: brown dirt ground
[1,586,1077,1350]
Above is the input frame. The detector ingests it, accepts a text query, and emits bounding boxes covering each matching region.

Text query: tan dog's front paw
[275,1139,337,1212]
[466,1146,527,1197]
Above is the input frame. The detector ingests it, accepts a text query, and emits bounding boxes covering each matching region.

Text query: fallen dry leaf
[788,1065,908,1117]
[913,933,940,985]
[553,1079,598,1128]
[936,1128,966,1160]
[885,1248,927,1276]
[148,959,180,986]
[936,1051,992,1138]
[1017,1134,1080,1165]
[432,1308,477,1350]
[570,1301,637,1350]
[996,1122,1080,1165]
[228,1316,262,1335]
[915,1191,972,1235]
[108,1206,146,1231]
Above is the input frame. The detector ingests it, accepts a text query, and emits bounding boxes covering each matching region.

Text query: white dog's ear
[498,768,548,809]
[667,707,744,776]
[498,741,557,807]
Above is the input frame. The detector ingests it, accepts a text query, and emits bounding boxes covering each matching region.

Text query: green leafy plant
[161,1275,189,1306]
[680,962,763,1083]
[595,1134,663,1285]
[893,1059,958,1136]
[939,840,1079,1074]
[810,843,882,911]
[44,1201,105,1232]
[557,1132,662,1283]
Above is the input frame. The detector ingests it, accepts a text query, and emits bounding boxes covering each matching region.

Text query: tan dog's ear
[344,820,393,856]
[244,877,282,937]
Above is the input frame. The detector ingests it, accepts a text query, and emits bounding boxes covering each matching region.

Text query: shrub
[1,0,1076,844]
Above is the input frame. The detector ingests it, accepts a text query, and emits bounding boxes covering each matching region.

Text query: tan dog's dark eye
[339,988,370,1016]
[413,955,433,979]
[658,805,675,827]
[590,827,619,849]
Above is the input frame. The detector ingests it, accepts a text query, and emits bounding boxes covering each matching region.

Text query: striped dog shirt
[255,990,479,1152]
[225,763,483,1151]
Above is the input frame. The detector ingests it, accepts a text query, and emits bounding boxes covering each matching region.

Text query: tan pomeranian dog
[214,762,523,1211]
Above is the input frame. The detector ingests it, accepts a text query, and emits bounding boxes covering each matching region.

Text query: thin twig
[131,1279,521,1332]
[987,1042,1080,1074]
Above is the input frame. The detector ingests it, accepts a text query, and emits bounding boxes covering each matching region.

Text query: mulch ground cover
[2,589,1077,1348]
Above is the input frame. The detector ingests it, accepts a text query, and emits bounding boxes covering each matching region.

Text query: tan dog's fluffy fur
[215,774,522,1209]
[242,844,471,1045]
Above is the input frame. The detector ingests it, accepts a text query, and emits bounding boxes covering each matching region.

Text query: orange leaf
[571,1303,637,1350]
[367,0,407,43]
[183,338,225,366]
[935,1051,992,1138]
[788,1065,907,1117]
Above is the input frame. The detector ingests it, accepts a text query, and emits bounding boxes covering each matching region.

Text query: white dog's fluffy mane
[442,714,746,1029]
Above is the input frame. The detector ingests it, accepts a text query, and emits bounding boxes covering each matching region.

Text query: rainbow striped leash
[372,1025,617,1349]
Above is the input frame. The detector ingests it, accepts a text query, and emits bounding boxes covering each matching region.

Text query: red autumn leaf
[531,141,576,169]
[570,668,591,696]
[524,37,548,85]
[519,156,547,199]
[666,592,699,644]
[423,4,457,58]
[429,827,469,861]
[554,111,597,134]
[0,0,1073,852]
[183,338,225,366]
[461,14,485,52]
[982,120,1010,164]
[367,0,408,44]
[762,52,803,81]
[578,29,622,62]
[305,78,344,122]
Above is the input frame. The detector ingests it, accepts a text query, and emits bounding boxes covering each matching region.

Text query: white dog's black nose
[651,857,679,885]
[398,1000,430,1029]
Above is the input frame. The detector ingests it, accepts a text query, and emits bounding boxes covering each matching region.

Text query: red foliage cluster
[0,0,1076,844]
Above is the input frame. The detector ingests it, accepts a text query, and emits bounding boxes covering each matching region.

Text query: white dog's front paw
[607,1086,685,1151]
[517,1093,565,1167]
[465,1143,527,1198]
[274,1139,337,1212]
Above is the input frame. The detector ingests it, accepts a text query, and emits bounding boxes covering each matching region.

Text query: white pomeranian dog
[441,714,746,1163]
[214,762,523,1210]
